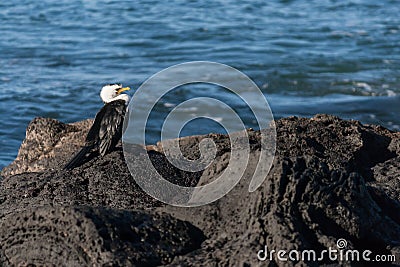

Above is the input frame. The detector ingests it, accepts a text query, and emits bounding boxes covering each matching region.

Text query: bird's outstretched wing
[63,99,126,170]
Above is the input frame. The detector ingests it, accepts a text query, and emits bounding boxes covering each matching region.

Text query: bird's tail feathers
[63,146,92,170]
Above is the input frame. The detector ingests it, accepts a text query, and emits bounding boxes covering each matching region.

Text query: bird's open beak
[117,87,130,95]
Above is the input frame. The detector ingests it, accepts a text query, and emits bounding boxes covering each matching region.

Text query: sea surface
[1,0,399,169]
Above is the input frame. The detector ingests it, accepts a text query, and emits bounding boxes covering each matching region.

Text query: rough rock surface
[1,114,399,266]
[1,117,93,177]
[0,206,205,266]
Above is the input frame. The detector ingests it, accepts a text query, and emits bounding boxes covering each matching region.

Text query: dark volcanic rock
[0,149,160,214]
[1,117,93,177]
[0,205,205,266]
[166,156,400,266]
[1,114,400,266]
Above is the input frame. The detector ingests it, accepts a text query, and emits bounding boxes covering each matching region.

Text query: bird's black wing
[64,99,126,170]
[63,145,93,170]
[96,99,127,156]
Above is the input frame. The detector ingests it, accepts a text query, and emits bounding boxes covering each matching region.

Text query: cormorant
[64,83,130,170]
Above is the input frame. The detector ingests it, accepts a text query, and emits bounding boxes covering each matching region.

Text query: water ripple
[1,0,399,168]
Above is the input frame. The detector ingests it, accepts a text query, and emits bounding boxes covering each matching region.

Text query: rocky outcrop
[1,117,93,177]
[1,114,399,266]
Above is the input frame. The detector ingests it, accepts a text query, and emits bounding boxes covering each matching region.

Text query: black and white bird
[64,83,130,170]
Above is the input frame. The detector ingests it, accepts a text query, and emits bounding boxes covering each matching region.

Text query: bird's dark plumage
[64,99,127,170]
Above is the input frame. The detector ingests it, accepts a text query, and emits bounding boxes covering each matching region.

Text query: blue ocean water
[1,0,399,169]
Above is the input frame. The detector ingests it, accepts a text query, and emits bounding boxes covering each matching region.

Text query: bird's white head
[100,83,131,104]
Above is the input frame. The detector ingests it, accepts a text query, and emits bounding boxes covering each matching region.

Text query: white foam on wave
[387,122,400,130]
[386,90,396,97]
[355,82,372,91]
[178,107,198,112]
[351,82,398,97]
[211,117,223,123]
[330,31,354,37]
[164,102,175,108]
